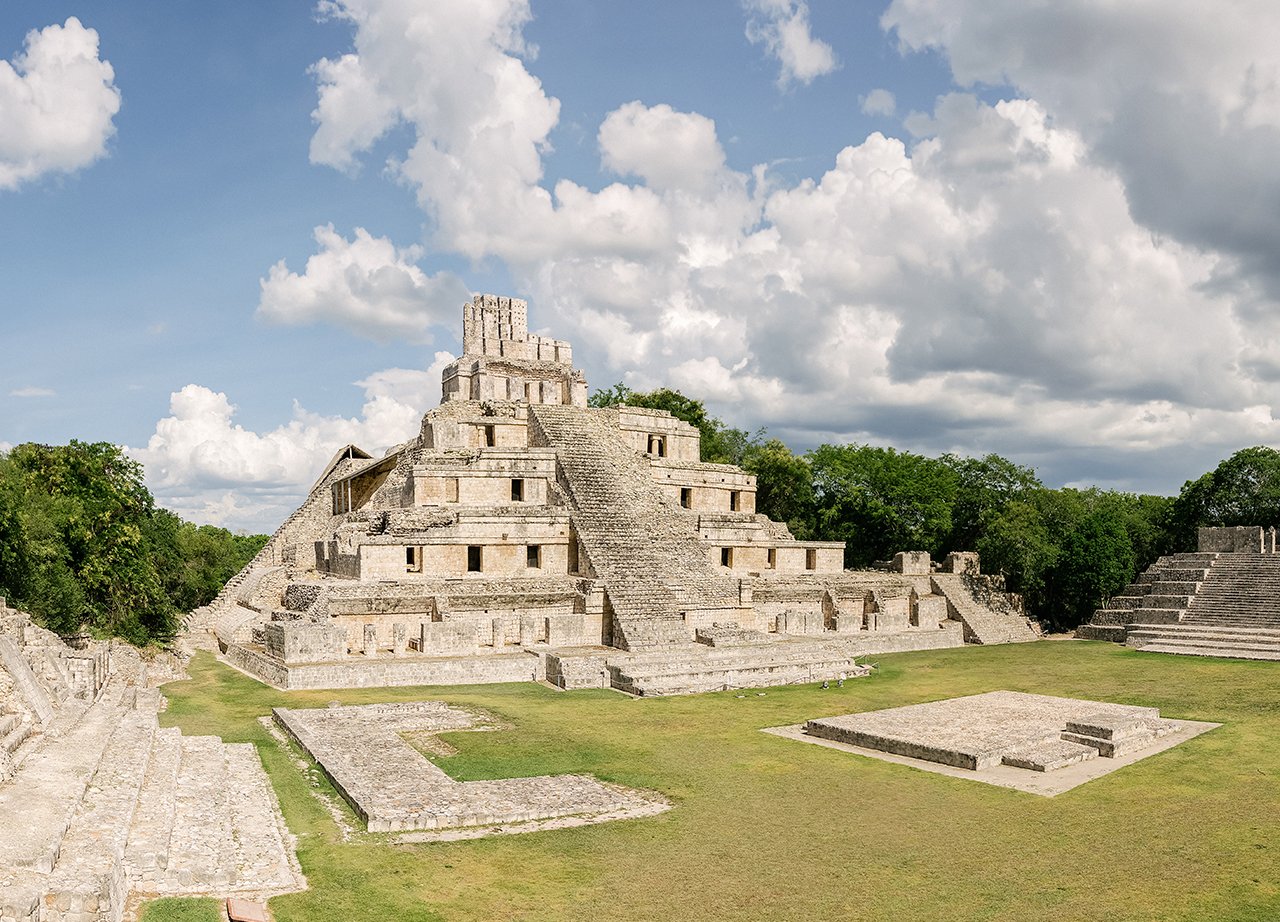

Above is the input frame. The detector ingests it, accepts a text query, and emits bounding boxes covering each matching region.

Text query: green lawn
[143,641,1280,921]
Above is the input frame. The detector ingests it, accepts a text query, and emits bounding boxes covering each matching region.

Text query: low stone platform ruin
[201,294,1038,697]
[1078,526,1280,661]
[765,691,1217,795]
[272,701,668,834]
[0,602,303,922]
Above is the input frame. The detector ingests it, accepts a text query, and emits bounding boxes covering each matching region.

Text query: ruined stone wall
[616,407,701,461]
[1198,526,1277,554]
[651,460,756,512]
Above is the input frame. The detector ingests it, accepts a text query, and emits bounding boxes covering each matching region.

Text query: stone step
[221,743,301,893]
[1126,622,1280,645]
[44,707,157,920]
[160,736,235,892]
[0,682,127,876]
[1002,738,1098,772]
[1134,641,1280,662]
[2,720,31,755]
[125,726,183,888]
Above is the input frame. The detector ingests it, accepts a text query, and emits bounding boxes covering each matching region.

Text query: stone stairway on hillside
[530,405,741,650]
[929,574,1039,644]
[0,679,302,921]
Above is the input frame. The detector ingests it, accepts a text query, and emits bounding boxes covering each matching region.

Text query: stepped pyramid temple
[1078,525,1280,661]
[204,295,1039,695]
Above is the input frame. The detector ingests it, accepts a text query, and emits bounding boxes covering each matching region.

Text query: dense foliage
[0,441,268,645]
[590,384,1277,632]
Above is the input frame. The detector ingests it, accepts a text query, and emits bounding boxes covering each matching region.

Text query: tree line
[0,441,267,645]
[592,384,1280,632]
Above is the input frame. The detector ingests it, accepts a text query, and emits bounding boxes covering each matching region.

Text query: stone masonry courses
[206,293,1039,696]
[0,602,303,922]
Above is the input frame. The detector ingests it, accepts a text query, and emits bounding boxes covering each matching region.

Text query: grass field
[141,641,1280,921]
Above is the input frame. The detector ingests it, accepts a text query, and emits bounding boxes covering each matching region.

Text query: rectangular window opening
[484,425,496,447]
[467,545,482,572]
[767,548,776,570]
[527,545,542,569]
[511,478,524,502]
[729,490,740,511]
[805,548,817,571]
[721,547,733,568]
[406,546,423,573]
[680,487,692,509]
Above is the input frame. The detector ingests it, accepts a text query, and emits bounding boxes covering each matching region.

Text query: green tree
[807,443,958,567]
[1167,446,1280,550]
[741,439,815,537]
[941,453,1041,550]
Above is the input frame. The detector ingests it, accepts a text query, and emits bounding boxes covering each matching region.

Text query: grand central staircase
[529,405,742,650]
[1078,553,1280,661]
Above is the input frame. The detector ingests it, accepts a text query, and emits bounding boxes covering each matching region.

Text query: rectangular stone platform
[764,691,1219,795]
[273,702,667,834]
[225,643,542,689]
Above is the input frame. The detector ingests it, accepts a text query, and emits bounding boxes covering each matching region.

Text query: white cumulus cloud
[151,0,1280,532]
[256,224,471,343]
[0,17,121,190]
[742,0,839,87]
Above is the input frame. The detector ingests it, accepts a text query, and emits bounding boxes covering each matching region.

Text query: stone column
[363,624,377,657]
[519,615,538,646]
[392,623,407,655]
[491,617,506,648]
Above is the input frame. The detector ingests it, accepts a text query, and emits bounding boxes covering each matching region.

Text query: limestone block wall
[892,551,932,575]
[412,449,557,506]
[264,622,346,664]
[358,534,571,580]
[1198,525,1278,554]
[422,404,530,451]
[651,461,757,512]
[616,408,701,461]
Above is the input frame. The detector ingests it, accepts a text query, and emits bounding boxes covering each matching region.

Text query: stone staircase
[0,679,302,921]
[605,641,868,696]
[1076,554,1216,642]
[530,405,741,650]
[929,574,1039,644]
[1080,552,1280,661]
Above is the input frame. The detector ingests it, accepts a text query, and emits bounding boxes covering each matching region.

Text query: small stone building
[208,295,1037,694]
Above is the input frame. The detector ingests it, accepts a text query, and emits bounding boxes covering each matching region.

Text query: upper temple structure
[204,294,1039,695]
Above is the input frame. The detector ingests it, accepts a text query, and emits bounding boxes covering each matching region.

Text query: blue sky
[3,1,1279,531]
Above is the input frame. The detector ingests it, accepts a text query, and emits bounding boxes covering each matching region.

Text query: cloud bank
[148,0,1280,529]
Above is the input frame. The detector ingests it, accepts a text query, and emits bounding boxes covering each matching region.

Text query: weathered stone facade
[209,295,1038,695]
